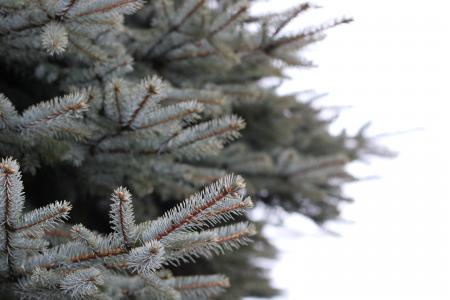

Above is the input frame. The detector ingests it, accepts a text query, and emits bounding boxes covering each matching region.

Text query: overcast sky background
[250,0,450,299]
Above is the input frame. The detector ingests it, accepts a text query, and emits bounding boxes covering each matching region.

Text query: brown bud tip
[117,191,128,202]
[1,163,16,174]
[148,84,158,95]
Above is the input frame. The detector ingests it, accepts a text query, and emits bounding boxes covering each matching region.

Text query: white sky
[249,0,450,299]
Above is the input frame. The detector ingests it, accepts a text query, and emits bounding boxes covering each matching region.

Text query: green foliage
[0,0,384,298]
[1,158,254,299]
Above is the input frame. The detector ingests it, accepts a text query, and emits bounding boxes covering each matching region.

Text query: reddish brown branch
[154,184,237,241]
[117,191,130,247]
[264,17,353,52]
[203,200,251,219]
[59,0,78,19]
[214,231,249,244]
[0,162,16,274]
[208,4,248,38]
[175,279,229,291]
[145,0,205,56]
[172,122,243,150]
[21,101,87,130]
[126,84,158,128]
[15,207,70,231]
[271,3,313,37]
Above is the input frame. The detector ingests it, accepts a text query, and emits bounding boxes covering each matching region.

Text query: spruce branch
[135,101,203,130]
[0,1,369,298]
[0,94,19,130]
[104,78,127,126]
[283,154,349,178]
[110,186,136,248]
[162,230,219,266]
[166,115,245,158]
[58,0,79,20]
[159,1,249,58]
[0,158,70,278]
[210,222,256,251]
[0,157,24,275]
[163,221,255,267]
[60,267,104,299]
[18,92,88,137]
[208,2,248,39]
[0,158,254,298]
[263,17,353,53]
[70,224,102,254]
[67,34,109,62]
[270,2,318,38]
[16,201,71,234]
[41,21,68,55]
[145,0,206,56]
[127,240,165,276]
[169,275,230,300]
[143,174,247,242]
[125,75,166,129]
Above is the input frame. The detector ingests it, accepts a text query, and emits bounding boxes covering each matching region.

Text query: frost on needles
[0,158,255,299]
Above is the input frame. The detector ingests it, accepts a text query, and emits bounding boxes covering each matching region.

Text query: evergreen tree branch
[0,158,22,275]
[145,0,206,56]
[0,158,254,299]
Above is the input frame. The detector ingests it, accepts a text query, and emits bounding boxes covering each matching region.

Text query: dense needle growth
[0,1,387,299]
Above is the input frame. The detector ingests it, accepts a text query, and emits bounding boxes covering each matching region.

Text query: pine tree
[0,1,388,299]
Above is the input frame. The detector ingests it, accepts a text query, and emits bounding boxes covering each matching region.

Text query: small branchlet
[41,22,68,55]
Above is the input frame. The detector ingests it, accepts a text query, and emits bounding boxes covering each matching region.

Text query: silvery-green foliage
[166,274,230,300]
[60,267,105,299]
[0,0,143,55]
[128,240,165,276]
[0,0,144,84]
[19,92,88,138]
[1,157,254,299]
[0,94,19,129]
[0,72,245,197]
[41,21,68,55]
[0,92,88,140]
[109,187,137,246]
[163,221,255,266]
[0,1,382,298]
[0,158,71,275]
[0,0,365,220]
